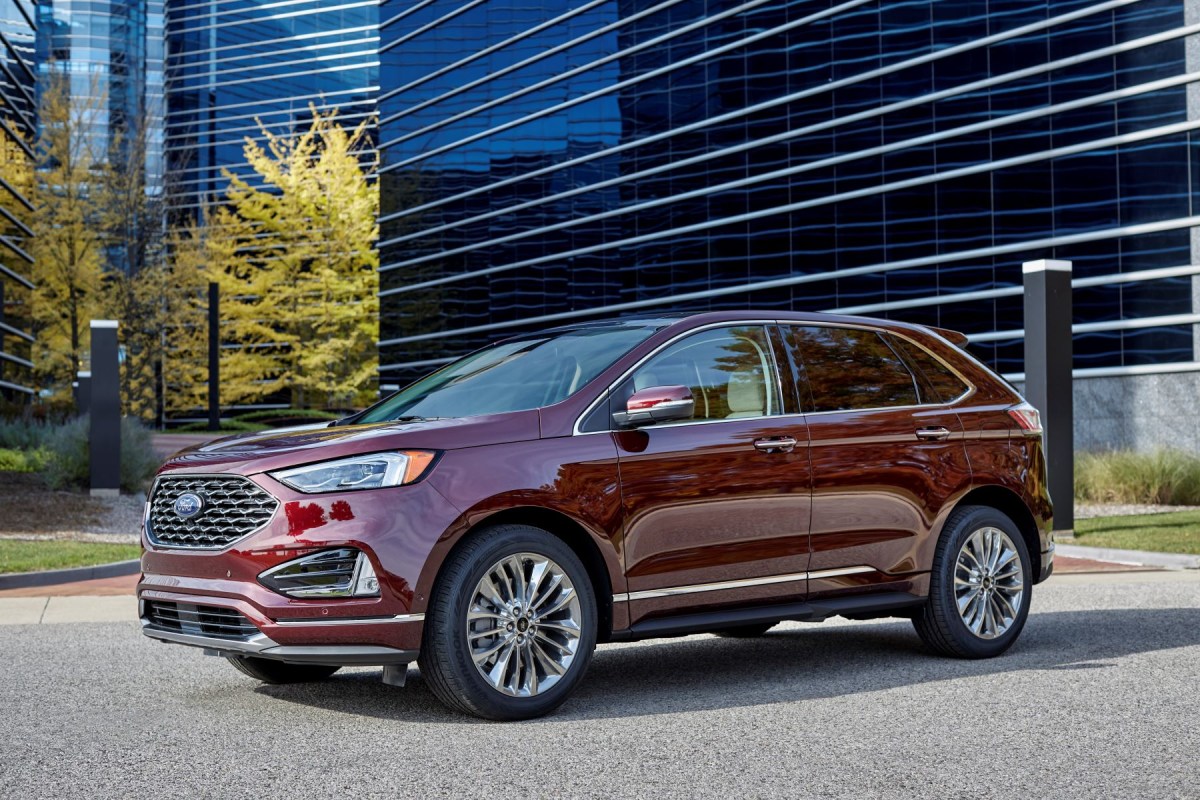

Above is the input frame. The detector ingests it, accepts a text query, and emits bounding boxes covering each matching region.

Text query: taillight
[1008,402,1042,434]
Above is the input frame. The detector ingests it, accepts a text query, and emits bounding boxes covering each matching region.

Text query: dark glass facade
[377,0,1200,385]
[0,0,36,399]
[164,0,378,213]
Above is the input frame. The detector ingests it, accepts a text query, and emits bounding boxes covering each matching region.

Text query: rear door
[777,324,971,598]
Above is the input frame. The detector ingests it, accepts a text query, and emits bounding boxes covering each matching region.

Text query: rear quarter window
[888,335,971,403]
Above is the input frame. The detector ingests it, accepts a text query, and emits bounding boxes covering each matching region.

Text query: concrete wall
[1014,371,1200,454]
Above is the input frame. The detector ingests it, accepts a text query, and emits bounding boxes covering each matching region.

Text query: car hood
[157,410,541,476]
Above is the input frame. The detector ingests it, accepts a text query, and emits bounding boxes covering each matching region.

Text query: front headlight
[269,450,436,494]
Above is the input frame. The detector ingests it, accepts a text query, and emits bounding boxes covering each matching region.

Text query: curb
[0,559,141,590]
[1056,544,1200,571]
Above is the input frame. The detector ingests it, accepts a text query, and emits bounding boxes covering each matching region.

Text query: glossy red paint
[139,309,1053,665]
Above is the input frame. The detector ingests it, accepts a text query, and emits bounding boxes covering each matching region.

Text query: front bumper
[140,618,418,665]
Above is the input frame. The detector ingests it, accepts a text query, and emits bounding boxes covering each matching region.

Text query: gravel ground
[1075,503,1200,520]
[0,472,142,544]
[2,575,1198,798]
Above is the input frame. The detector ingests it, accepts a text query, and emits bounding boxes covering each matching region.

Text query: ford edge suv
[139,311,1054,720]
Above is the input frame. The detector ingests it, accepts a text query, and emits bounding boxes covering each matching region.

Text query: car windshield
[357,323,662,423]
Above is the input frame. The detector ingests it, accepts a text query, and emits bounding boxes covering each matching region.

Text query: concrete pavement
[1,571,1198,798]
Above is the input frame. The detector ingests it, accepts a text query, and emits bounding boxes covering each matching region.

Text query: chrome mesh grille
[147,475,278,549]
[144,600,258,640]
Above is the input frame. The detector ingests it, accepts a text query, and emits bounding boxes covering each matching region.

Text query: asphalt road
[3,573,1198,799]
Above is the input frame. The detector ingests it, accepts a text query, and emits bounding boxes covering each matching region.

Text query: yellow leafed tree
[168,106,379,412]
[29,72,108,392]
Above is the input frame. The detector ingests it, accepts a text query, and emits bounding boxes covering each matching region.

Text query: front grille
[144,600,258,640]
[147,475,278,549]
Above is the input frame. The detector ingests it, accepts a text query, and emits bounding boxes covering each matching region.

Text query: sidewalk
[0,552,1171,628]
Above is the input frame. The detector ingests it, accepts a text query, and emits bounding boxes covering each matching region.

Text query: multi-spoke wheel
[913,505,1033,658]
[953,526,1025,640]
[419,525,597,720]
[466,552,583,697]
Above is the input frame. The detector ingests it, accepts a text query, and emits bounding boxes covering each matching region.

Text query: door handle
[915,427,951,441]
[753,436,797,453]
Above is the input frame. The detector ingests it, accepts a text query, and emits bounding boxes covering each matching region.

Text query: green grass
[0,540,142,574]
[1075,449,1200,505]
[1073,510,1200,555]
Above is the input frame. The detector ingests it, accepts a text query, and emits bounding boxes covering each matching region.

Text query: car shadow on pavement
[256,607,1200,724]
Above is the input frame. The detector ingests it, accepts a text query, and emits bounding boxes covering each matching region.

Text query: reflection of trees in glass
[639,327,772,420]
[791,327,918,412]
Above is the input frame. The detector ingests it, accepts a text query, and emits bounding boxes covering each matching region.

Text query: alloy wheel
[954,526,1025,640]
[465,552,583,697]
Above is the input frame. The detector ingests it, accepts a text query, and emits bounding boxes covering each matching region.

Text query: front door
[612,324,812,624]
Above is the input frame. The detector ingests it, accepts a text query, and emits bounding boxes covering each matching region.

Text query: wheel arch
[428,505,618,642]
[952,484,1042,580]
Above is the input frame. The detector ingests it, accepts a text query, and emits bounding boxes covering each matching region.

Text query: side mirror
[612,385,694,428]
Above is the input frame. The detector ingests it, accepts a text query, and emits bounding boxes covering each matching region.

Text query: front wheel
[913,505,1032,659]
[418,524,598,720]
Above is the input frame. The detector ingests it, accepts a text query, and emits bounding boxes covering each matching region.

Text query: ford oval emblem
[173,492,205,518]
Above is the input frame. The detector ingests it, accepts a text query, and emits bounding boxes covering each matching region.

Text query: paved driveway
[2,572,1197,798]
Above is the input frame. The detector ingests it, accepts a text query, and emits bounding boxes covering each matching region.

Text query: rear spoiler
[929,326,969,347]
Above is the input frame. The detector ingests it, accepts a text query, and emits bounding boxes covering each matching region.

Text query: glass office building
[36,0,149,171]
[377,0,1200,394]
[164,0,379,214]
[0,0,36,400]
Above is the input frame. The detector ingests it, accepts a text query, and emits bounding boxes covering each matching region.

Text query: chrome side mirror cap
[612,385,694,428]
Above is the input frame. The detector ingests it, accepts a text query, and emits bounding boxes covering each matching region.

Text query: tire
[913,505,1033,659]
[226,656,340,684]
[713,622,777,638]
[418,524,598,721]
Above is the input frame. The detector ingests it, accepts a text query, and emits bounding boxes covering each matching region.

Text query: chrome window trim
[144,473,281,553]
[613,565,877,602]
[572,320,976,436]
[379,214,1200,346]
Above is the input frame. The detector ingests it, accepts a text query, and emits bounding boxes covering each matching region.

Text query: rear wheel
[226,656,340,684]
[418,524,598,720]
[713,622,776,638]
[913,505,1032,658]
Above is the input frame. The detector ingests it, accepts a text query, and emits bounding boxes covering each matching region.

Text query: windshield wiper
[390,415,443,423]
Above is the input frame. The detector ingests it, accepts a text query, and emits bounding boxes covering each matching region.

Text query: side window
[783,326,919,412]
[617,326,780,423]
[887,335,971,404]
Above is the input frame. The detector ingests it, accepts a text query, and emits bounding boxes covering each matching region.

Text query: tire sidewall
[932,507,1033,657]
[431,526,598,719]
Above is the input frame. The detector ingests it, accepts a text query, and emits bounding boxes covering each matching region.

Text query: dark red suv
[140,311,1053,719]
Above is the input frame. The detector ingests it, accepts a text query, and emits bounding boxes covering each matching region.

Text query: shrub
[42,415,160,493]
[1075,449,1200,506]
[0,418,56,451]
[43,416,89,490]
[0,447,48,472]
